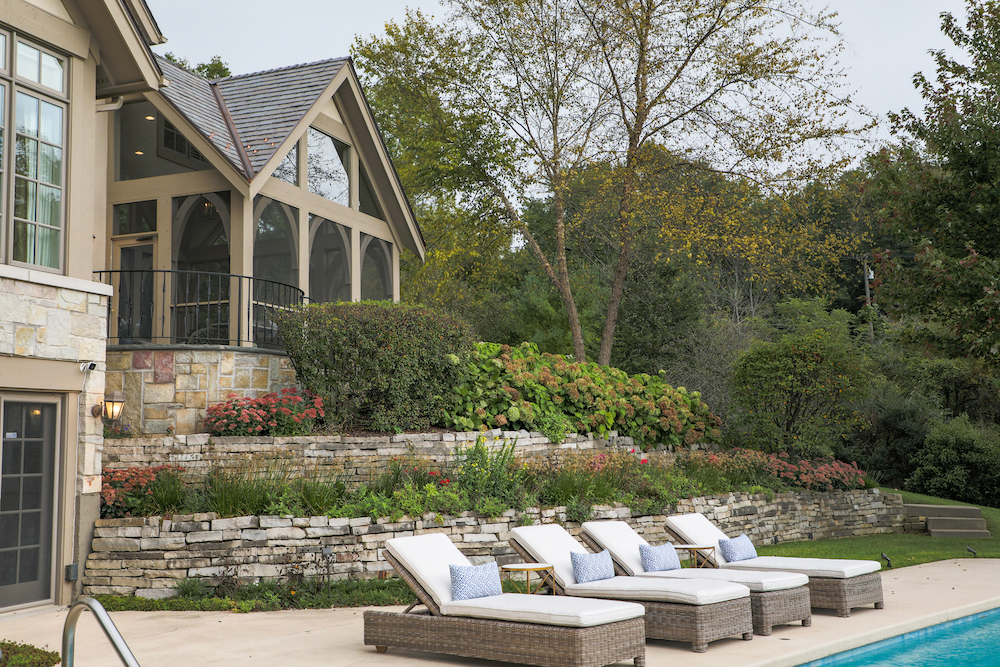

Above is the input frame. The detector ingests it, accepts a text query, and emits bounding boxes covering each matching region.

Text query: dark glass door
[0,402,55,607]
[117,243,155,343]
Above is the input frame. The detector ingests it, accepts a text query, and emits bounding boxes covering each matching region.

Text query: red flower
[640,459,648,464]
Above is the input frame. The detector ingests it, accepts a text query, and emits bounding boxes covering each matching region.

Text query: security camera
[80,362,97,371]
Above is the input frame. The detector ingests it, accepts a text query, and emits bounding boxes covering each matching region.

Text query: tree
[868,0,1000,361]
[356,1,867,363]
[164,53,231,79]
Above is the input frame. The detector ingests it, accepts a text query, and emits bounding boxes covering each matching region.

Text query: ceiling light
[134,150,144,155]
[145,115,155,121]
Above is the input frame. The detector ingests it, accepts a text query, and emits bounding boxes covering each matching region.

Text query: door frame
[111,234,159,343]
[0,393,64,611]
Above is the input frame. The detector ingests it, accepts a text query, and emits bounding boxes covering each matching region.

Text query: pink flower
[640,459,648,464]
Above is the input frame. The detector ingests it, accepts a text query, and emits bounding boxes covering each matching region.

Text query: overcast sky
[145,1,968,148]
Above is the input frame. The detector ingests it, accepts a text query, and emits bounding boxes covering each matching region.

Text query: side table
[500,562,555,594]
[672,544,716,568]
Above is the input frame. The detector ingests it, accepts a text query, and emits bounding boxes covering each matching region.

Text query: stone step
[927,527,992,540]
[904,504,983,519]
[926,516,988,531]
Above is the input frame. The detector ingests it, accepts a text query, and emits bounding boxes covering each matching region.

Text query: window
[307,128,349,206]
[273,143,297,186]
[159,118,208,169]
[114,201,156,236]
[0,36,68,270]
[361,234,392,301]
[358,161,384,221]
[309,216,350,303]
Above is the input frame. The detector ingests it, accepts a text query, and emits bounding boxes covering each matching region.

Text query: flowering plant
[100,465,185,518]
[203,387,324,437]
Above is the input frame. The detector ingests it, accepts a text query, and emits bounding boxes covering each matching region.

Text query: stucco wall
[105,347,297,435]
[81,489,904,597]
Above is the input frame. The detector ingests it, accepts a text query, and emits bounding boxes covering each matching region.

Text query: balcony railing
[94,269,305,348]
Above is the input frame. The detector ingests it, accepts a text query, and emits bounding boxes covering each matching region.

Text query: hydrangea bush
[202,388,324,437]
[440,342,721,450]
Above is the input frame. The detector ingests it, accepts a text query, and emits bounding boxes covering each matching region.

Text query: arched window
[172,193,230,343]
[253,196,297,287]
[361,233,392,301]
[309,216,350,303]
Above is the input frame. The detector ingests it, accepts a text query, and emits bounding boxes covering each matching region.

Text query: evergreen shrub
[439,341,721,449]
[907,415,1000,507]
[277,301,475,431]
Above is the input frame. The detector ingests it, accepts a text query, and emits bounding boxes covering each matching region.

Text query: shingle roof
[154,55,347,180]
[218,59,347,175]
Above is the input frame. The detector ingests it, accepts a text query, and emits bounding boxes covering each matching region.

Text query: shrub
[203,387,324,437]
[101,465,185,518]
[0,641,60,667]
[440,342,721,449]
[762,453,866,492]
[277,301,475,432]
[906,415,1000,507]
[175,577,213,599]
[453,437,529,508]
[731,304,869,457]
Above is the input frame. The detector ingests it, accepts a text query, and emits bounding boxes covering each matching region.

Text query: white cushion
[386,533,470,607]
[565,576,749,605]
[510,524,588,588]
[441,593,644,627]
[634,568,808,592]
[666,513,881,578]
[664,513,730,565]
[722,556,881,579]
[582,521,647,575]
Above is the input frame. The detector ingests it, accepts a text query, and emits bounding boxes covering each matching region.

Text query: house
[0,0,423,611]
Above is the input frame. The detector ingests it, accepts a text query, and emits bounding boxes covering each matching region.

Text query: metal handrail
[62,597,141,667]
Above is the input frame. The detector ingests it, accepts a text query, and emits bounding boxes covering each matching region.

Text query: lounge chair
[364,533,647,667]
[509,524,753,652]
[664,513,884,617]
[580,520,811,636]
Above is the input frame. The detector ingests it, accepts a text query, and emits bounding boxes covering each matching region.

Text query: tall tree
[868,0,1000,361]
[356,1,866,362]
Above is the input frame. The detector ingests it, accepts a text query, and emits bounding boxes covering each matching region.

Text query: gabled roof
[154,54,347,181]
[218,59,348,175]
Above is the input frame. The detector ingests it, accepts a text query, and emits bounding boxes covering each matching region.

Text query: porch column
[351,225,361,302]
[297,207,309,299]
[229,192,254,347]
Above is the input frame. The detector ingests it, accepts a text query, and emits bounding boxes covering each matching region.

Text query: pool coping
[745,595,1000,667]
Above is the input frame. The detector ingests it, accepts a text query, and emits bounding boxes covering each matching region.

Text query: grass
[756,487,1000,569]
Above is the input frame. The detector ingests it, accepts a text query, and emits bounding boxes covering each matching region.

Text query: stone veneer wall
[0,273,109,494]
[105,347,297,436]
[101,430,621,485]
[82,489,904,598]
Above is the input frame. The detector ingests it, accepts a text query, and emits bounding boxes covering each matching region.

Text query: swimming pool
[797,606,1000,666]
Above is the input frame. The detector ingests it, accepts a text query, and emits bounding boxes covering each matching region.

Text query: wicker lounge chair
[364,533,647,667]
[664,513,884,617]
[580,520,811,636]
[509,524,753,652]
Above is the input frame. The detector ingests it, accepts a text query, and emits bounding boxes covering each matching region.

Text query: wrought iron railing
[94,269,304,348]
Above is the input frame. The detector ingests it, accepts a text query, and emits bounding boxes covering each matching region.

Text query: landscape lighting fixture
[104,391,125,422]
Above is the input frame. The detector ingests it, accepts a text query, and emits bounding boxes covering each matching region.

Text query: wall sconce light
[104,391,126,422]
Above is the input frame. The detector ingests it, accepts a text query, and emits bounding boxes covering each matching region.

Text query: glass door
[0,402,56,607]
[113,239,156,343]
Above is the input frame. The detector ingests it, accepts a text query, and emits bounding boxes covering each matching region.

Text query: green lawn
[755,488,1000,568]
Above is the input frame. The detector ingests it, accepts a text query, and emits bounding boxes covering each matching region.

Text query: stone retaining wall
[101,430,626,485]
[82,489,904,598]
[105,346,297,436]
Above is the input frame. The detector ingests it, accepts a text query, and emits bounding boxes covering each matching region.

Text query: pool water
[798,607,1000,666]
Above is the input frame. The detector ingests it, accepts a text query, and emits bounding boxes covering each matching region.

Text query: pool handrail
[61,596,141,667]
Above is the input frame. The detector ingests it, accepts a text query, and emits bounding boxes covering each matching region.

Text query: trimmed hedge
[440,342,721,449]
[277,301,475,431]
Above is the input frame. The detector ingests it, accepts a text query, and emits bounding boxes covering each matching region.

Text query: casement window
[0,34,69,271]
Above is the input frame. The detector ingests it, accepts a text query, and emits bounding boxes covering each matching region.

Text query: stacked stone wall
[101,430,618,485]
[82,489,904,598]
[105,347,296,436]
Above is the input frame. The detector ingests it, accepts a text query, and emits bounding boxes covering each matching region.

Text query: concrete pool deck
[2,558,999,667]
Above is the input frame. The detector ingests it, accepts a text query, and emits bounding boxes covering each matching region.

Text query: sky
[145,0,969,147]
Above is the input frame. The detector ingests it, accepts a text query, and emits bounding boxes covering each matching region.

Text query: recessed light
[134,150,144,155]
[145,115,155,121]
